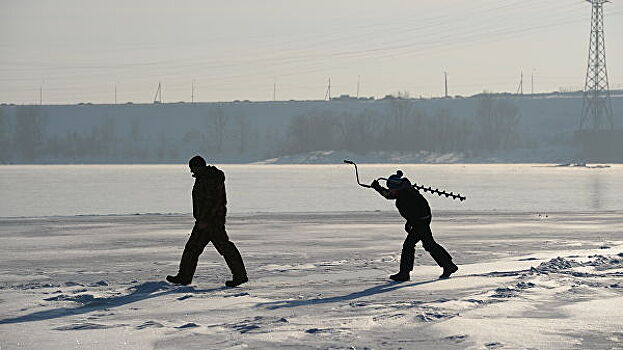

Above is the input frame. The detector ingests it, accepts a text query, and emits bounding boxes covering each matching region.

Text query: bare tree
[157,132,169,161]
[285,111,339,154]
[0,108,11,162]
[475,95,521,151]
[126,119,147,159]
[14,106,46,162]
[207,106,228,154]
[234,114,249,154]
[384,93,420,151]
[338,110,377,154]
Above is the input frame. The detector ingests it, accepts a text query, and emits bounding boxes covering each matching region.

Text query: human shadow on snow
[258,279,438,310]
[257,267,540,310]
[0,281,225,325]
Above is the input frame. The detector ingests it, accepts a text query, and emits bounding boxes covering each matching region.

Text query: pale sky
[1,0,622,104]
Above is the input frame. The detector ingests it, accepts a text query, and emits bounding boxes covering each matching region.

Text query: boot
[225,275,248,287]
[439,263,458,279]
[167,247,200,285]
[166,274,192,285]
[389,272,410,282]
[222,244,248,287]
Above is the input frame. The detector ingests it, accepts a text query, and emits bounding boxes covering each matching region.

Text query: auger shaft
[412,184,466,202]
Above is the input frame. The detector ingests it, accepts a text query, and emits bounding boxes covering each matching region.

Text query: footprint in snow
[54,322,127,331]
[444,335,468,343]
[89,280,109,287]
[136,321,164,329]
[415,312,455,322]
[176,323,199,329]
[227,316,287,334]
[64,281,83,287]
[224,292,249,298]
[234,324,261,333]
[490,287,516,298]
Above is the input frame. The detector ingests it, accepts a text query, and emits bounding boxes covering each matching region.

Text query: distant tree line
[0,96,521,163]
[0,106,274,163]
[283,95,522,156]
[0,106,47,163]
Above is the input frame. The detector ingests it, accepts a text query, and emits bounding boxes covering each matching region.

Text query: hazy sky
[1,0,622,104]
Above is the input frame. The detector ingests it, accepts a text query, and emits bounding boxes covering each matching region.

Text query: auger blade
[412,183,466,202]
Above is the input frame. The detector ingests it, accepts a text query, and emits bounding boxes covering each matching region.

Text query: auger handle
[343,160,372,188]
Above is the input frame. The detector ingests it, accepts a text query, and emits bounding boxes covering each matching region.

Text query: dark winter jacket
[372,183,431,223]
[192,165,227,223]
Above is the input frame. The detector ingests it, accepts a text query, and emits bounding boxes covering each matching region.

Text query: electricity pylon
[580,0,614,130]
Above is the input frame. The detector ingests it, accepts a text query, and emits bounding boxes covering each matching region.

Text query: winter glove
[405,222,414,233]
[371,180,381,190]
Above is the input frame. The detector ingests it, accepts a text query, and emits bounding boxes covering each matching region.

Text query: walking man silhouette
[167,155,248,287]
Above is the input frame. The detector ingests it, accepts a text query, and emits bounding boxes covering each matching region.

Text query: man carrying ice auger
[167,155,248,287]
[371,171,458,281]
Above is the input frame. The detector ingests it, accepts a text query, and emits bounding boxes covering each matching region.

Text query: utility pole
[39,85,42,105]
[153,81,162,104]
[531,70,535,95]
[516,71,524,95]
[580,0,613,130]
[191,80,195,103]
[356,75,360,98]
[324,78,331,101]
[444,72,449,98]
[114,83,118,104]
[273,80,276,101]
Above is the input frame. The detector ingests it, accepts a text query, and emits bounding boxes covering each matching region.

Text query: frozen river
[1,211,622,349]
[1,164,623,349]
[1,164,622,217]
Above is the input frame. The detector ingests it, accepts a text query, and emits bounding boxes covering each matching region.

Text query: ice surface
[1,211,622,349]
[1,164,622,217]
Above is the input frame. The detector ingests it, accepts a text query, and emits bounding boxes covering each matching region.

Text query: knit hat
[387,170,411,190]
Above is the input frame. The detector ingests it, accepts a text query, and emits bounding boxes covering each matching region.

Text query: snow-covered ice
[1,211,622,349]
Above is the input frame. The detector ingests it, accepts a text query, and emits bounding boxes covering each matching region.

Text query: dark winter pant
[400,218,453,273]
[176,222,247,282]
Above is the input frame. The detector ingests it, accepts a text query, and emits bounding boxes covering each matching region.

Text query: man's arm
[371,180,396,200]
[194,169,225,223]
[193,178,210,224]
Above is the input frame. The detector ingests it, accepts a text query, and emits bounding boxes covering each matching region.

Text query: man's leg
[415,220,458,278]
[211,225,248,287]
[168,225,209,285]
[390,224,420,281]
[400,228,420,274]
